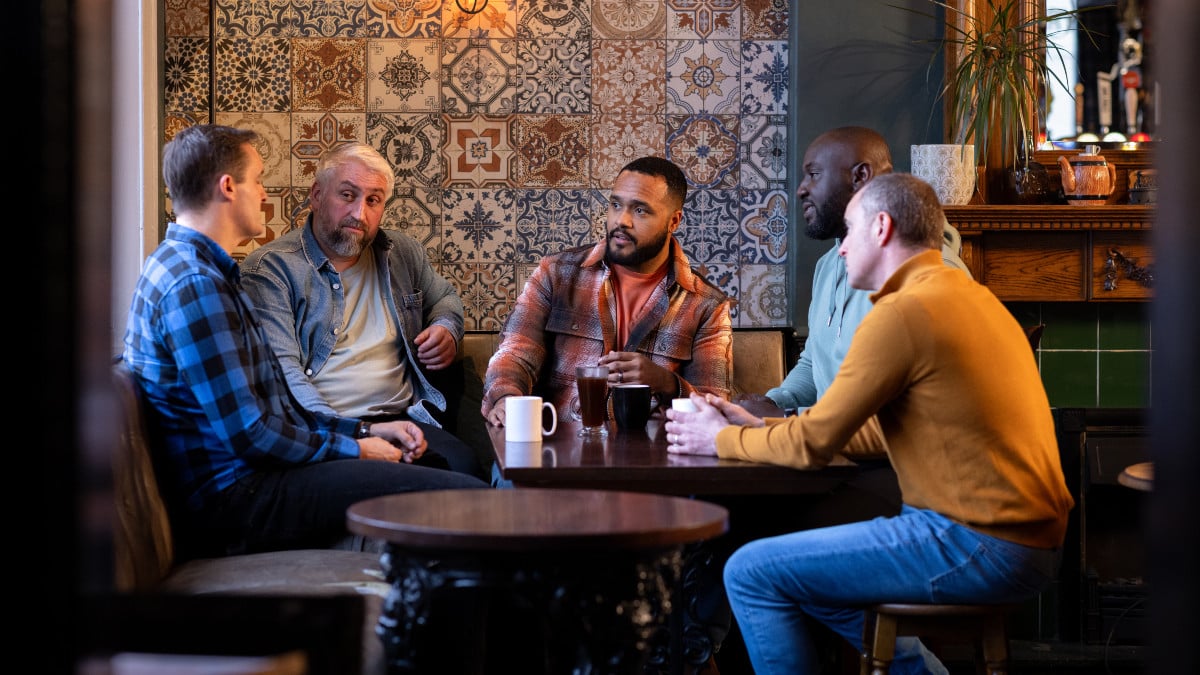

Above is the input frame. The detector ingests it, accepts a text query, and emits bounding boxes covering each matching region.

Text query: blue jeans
[723,505,1061,674]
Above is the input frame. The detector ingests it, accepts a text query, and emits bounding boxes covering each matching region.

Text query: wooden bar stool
[859,602,1020,675]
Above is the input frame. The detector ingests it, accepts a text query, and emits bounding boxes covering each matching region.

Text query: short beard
[322,217,373,259]
[803,192,852,241]
[605,227,670,268]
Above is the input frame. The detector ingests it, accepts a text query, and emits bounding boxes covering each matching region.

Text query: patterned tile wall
[162,0,792,330]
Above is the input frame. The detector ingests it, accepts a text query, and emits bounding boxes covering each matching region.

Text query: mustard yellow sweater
[717,250,1074,549]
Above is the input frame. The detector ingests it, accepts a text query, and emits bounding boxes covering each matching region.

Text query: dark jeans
[364,416,491,482]
[180,454,488,559]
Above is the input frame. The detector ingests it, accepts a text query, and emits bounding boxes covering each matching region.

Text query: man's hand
[733,392,787,419]
[663,393,729,457]
[710,397,768,428]
[414,325,457,370]
[486,397,508,426]
[363,420,428,462]
[598,351,676,395]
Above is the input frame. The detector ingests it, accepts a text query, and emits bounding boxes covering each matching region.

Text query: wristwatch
[355,421,372,439]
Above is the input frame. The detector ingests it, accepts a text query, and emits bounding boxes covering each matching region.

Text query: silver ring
[617,371,623,383]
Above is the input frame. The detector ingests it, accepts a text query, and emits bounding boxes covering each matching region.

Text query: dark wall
[789,1,944,328]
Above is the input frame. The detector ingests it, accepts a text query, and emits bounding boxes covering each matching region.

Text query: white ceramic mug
[671,398,698,413]
[505,396,558,442]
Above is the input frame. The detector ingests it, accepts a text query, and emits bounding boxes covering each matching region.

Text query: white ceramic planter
[910,144,977,205]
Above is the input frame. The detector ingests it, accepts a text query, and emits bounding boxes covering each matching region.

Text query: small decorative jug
[1058,145,1117,205]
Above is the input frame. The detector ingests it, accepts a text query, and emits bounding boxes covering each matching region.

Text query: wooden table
[347,489,729,675]
[488,413,862,671]
[491,414,859,496]
[1118,461,1154,492]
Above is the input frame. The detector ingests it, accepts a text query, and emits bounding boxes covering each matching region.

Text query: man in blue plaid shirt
[122,124,486,560]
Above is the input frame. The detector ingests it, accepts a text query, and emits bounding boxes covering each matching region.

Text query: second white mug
[506,396,558,442]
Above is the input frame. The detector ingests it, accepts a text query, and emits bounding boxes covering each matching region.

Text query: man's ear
[668,208,683,234]
[216,173,237,202]
[875,211,895,246]
[851,162,874,191]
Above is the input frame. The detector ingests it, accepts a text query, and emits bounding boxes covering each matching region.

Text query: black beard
[605,227,669,267]
[803,192,852,241]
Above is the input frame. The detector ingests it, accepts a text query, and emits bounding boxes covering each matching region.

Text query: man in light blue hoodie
[740,126,970,418]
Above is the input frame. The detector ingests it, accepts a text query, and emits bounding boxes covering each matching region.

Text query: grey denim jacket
[240,217,464,426]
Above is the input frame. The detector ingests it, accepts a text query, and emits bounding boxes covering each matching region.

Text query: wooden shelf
[945,205,1155,302]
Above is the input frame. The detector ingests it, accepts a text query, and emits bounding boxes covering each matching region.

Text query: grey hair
[854,173,943,250]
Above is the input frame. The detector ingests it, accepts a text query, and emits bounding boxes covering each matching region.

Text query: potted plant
[901,0,1099,203]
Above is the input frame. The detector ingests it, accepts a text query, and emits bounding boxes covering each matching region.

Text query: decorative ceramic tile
[443,114,516,187]
[514,261,540,299]
[166,0,210,38]
[666,114,739,189]
[515,39,592,114]
[741,0,787,40]
[698,262,740,322]
[367,39,441,112]
[738,264,789,327]
[740,114,786,190]
[281,0,376,37]
[365,0,442,38]
[517,0,592,39]
[367,112,447,188]
[214,0,291,39]
[384,187,441,257]
[214,37,291,112]
[291,39,366,111]
[512,115,590,187]
[741,40,787,115]
[739,189,789,264]
[443,0,517,39]
[441,39,519,114]
[589,114,666,189]
[443,262,515,331]
[592,0,665,39]
[164,112,210,144]
[666,0,740,40]
[665,39,740,114]
[514,189,603,261]
[591,40,665,115]
[231,186,304,261]
[442,187,517,262]
[215,112,292,187]
[679,189,740,263]
[291,112,366,186]
[164,37,211,113]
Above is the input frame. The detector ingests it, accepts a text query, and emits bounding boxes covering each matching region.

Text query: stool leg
[979,614,1009,675]
[866,613,898,675]
[860,611,876,675]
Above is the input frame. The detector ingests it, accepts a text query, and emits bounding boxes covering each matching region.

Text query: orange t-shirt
[609,261,668,349]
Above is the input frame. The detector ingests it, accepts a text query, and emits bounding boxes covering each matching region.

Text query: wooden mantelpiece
[945,205,1155,302]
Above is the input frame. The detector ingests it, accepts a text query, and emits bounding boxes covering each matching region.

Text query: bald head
[798,126,894,241]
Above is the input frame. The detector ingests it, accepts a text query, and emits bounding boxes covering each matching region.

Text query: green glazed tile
[1098,304,1152,350]
[1038,303,1098,350]
[1099,351,1151,407]
[1040,351,1097,408]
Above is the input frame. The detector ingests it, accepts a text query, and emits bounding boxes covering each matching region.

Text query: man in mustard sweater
[664,173,1074,674]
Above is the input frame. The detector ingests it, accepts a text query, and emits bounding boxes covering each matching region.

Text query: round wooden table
[347,488,729,675]
[1118,461,1154,492]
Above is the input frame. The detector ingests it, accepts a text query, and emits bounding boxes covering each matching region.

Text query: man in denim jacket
[242,142,487,481]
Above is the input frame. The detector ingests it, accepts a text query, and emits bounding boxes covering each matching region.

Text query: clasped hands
[356,421,428,464]
[664,393,765,457]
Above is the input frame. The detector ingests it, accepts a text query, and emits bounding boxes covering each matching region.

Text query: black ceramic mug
[611,384,652,431]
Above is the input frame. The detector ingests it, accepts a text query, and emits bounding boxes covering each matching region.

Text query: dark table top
[346,489,730,552]
[489,413,859,496]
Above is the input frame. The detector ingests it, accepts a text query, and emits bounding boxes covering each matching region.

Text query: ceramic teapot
[1058,145,1117,205]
